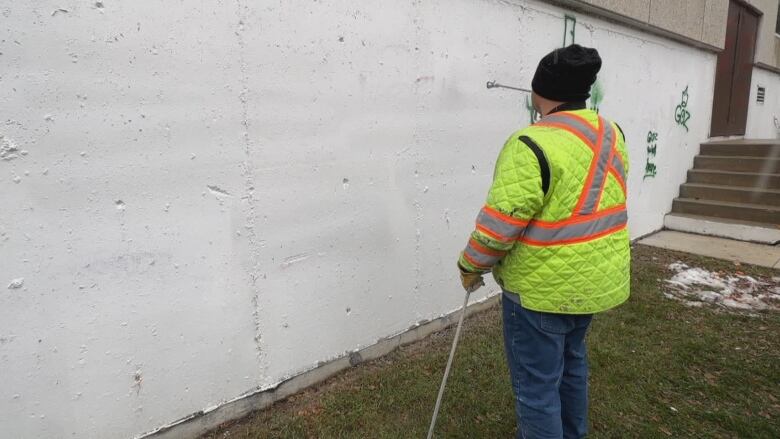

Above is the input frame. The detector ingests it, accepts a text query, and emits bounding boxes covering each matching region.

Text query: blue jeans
[502,292,593,439]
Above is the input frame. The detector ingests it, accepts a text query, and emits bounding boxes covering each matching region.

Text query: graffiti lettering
[644,159,657,180]
[646,131,658,143]
[647,144,657,156]
[644,130,658,180]
[675,86,691,131]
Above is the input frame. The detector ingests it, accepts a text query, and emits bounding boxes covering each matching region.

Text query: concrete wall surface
[0,0,715,437]
[746,67,780,138]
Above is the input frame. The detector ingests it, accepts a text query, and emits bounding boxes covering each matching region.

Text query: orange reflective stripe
[520,222,627,246]
[519,207,628,246]
[609,167,627,196]
[508,113,628,247]
[481,205,529,227]
[462,251,491,270]
[534,121,596,151]
[578,118,616,215]
[475,206,529,242]
[528,204,626,229]
[611,151,627,191]
[469,238,506,257]
[536,113,599,150]
[572,117,605,215]
[560,112,598,134]
[462,238,507,269]
[476,224,513,243]
[592,123,620,211]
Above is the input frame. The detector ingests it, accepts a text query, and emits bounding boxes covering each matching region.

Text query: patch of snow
[663,262,779,312]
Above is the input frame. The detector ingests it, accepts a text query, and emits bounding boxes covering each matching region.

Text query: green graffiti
[644,130,658,180]
[589,80,604,113]
[525,95,540,125]
[644,159,657,180]
[563,15,576,47]
[675,86,691,131]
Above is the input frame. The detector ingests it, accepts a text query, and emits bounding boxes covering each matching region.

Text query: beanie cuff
[532,76,591,102]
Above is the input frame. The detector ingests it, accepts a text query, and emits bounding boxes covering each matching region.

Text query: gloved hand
[458,263,485,294]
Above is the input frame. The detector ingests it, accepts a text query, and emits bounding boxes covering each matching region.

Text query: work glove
[458,263,485,294]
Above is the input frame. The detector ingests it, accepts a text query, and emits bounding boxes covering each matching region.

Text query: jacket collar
[548,101,587,115]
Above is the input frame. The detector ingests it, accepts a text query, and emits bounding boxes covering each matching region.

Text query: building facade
[0,1,776,438]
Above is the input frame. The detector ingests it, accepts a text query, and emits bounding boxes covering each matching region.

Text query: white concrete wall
[0,1,715,437]
[746,67,780,139]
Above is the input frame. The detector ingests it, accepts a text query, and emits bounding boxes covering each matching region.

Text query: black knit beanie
[531,44,602,102]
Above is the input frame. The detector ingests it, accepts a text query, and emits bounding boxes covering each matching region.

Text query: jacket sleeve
[458,135,546,273]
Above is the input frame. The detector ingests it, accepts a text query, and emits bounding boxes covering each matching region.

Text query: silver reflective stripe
[476,209,526,240]
[464,243,502,267]
[539,114,598,146]
[611,153,626,183]
[579,120,615,215]
[523,209,627,243]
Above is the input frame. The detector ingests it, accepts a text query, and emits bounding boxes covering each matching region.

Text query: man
[457,44,630,439]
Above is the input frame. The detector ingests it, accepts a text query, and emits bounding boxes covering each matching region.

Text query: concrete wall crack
[235,0,264,370]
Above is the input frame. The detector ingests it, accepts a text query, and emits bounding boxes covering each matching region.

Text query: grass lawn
[202,245,780,438]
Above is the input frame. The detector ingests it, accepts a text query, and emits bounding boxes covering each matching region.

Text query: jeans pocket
[539,313,574,334]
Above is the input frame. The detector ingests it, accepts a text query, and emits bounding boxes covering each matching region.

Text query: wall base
[137,292,501,439]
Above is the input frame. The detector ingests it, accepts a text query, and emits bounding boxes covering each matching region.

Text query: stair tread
[690,169,780,176]
[701,144,780,150]
[666,213,780,230]
[697,155,780,160]
[674,197,780,211]
[703,139,780,146]
[682,182,780,194]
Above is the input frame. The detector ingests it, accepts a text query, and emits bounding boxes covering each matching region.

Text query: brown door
[710,0,760,137]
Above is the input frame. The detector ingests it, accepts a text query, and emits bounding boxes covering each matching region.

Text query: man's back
[492,108,630,314]
[455,44,631,439]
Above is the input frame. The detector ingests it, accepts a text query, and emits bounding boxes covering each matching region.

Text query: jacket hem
[501,286,630,315]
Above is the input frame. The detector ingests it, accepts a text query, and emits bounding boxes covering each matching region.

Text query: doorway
[710,0,761,137]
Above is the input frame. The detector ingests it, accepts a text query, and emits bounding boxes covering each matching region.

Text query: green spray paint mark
[563,15,576,47]
[589,80,604,113]
[644,130,658,180]
[525,95,540,125]
[644,159,657,180]
[675,86,691,131]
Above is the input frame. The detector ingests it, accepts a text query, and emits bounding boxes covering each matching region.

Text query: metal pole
[486,80,532,93]
[426,290,471,439]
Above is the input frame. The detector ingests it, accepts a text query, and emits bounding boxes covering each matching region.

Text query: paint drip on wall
[563,15,576,47]
[525,95,540,125]
[589,80,604,113]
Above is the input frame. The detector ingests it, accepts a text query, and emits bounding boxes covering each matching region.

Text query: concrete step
[700,143,780,157]
[680,183,780,206]
[664,213,780,245]
[687,169,780,189]
[671,198,780,224]
[693,155,780,173]
[642,230,780,267]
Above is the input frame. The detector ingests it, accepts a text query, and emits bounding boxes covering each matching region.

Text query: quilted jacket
[459,109,630,314]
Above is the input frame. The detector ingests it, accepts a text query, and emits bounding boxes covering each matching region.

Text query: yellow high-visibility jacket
[459,109,630,314]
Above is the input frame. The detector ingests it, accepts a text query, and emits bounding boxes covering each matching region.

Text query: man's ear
[531,92,541,114]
